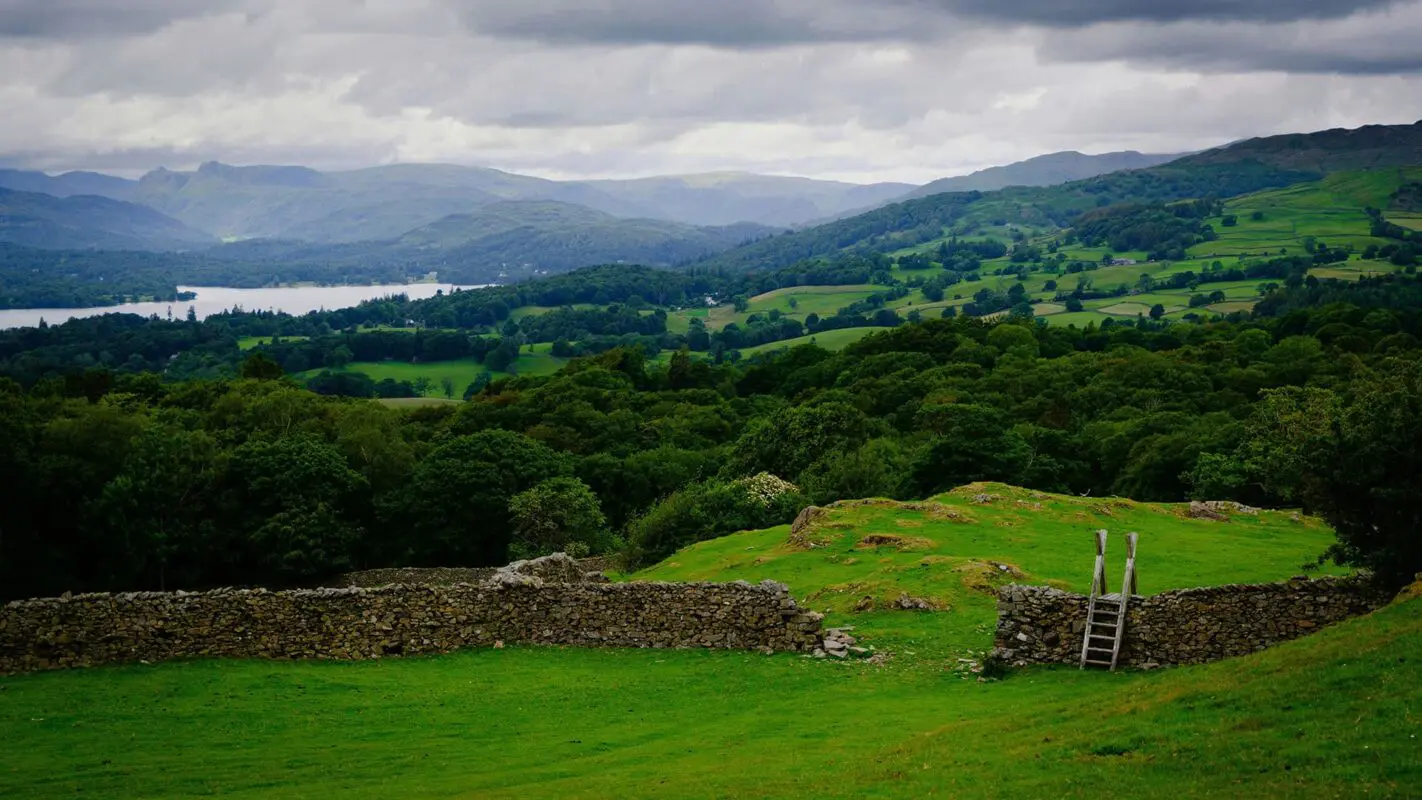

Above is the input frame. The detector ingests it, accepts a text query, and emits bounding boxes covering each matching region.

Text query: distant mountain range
[901,151,1186,200]
[0,168,139,200]
[0,187,214,251]
[0,148,1203,254]
[0,162,910,243]
[3,121,1418,287]
[189,199,776,285]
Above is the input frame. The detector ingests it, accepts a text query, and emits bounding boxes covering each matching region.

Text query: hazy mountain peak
[904,150,1189,200]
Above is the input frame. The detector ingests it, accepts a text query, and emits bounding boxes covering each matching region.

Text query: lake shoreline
[0,283,488,331]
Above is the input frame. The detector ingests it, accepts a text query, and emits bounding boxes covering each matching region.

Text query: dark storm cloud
[454,0,1406,46]
[0,0,258,38]
[933,0,1405,26]
[1036,3,1422,74]
[1042,32,1422,75]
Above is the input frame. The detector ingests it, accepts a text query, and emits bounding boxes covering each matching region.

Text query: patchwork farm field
[300,349,568,396]
[735,326,893,357]
[5,484,1416,799]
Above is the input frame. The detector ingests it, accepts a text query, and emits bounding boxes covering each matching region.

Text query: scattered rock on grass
[1187,501,1229,521]
[895,593,934,611]
[1189,500,1261,521]
[788,506,832,549]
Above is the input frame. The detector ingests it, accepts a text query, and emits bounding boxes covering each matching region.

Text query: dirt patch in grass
[925,504,975,523]
[1395,580,1422,605]
[859,533,935,551]
[954,560,1028,594]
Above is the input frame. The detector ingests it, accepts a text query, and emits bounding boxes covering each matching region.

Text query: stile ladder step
[1079,531,1138,671]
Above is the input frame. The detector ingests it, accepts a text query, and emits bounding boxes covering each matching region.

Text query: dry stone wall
[1,577,823,675]
[334,556,622,588]
[994,576,1388,668]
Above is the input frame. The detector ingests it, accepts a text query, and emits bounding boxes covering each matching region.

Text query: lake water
[0,284,482,330]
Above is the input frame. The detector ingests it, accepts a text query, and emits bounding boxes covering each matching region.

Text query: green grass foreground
[2,484,1417,798]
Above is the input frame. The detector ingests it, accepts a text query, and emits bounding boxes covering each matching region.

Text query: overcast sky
[2,0,1420,184]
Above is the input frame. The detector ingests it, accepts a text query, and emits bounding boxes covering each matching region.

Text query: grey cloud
[1,0,1422,184]
[0,0,262,38]
[455,0,939,46]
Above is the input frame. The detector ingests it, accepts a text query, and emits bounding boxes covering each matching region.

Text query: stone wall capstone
[993,575,1388,668]
[333,555,623,589]
[0,578,823,675]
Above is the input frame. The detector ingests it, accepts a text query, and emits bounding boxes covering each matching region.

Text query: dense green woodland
[2,272,1421,599]
[0,260,910,389]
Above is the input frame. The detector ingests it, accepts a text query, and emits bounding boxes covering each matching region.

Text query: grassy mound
[3,483,1413,799]
[639,482,1342,657]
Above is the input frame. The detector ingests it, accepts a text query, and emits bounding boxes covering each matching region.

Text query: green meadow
[4,484,1414,799]
[300,348,568,396]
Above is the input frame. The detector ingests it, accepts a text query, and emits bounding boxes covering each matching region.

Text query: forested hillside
[4,268,1422,598]
[1176,121,1422,173]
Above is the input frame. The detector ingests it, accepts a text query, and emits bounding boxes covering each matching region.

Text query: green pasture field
[737,327,893,357]
[237,335,309,351]
[4,484,1414,799]
[509,303,596,321]
[1193,169,1422,258]
[301,351,567,397]
[1039,310,1113,328]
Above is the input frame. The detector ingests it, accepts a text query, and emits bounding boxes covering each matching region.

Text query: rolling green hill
[2,483,1414,798]
[694,121,1422,274]
[649,166,1421,338]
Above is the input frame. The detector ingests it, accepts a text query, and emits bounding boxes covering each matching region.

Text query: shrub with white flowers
[734,473,800,508]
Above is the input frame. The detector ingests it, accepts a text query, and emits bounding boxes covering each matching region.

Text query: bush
[800,438,913,505]
[625,474,806,567]
[507,477,610,560]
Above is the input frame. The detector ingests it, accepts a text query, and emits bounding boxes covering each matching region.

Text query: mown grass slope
[1,484,1412,799]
